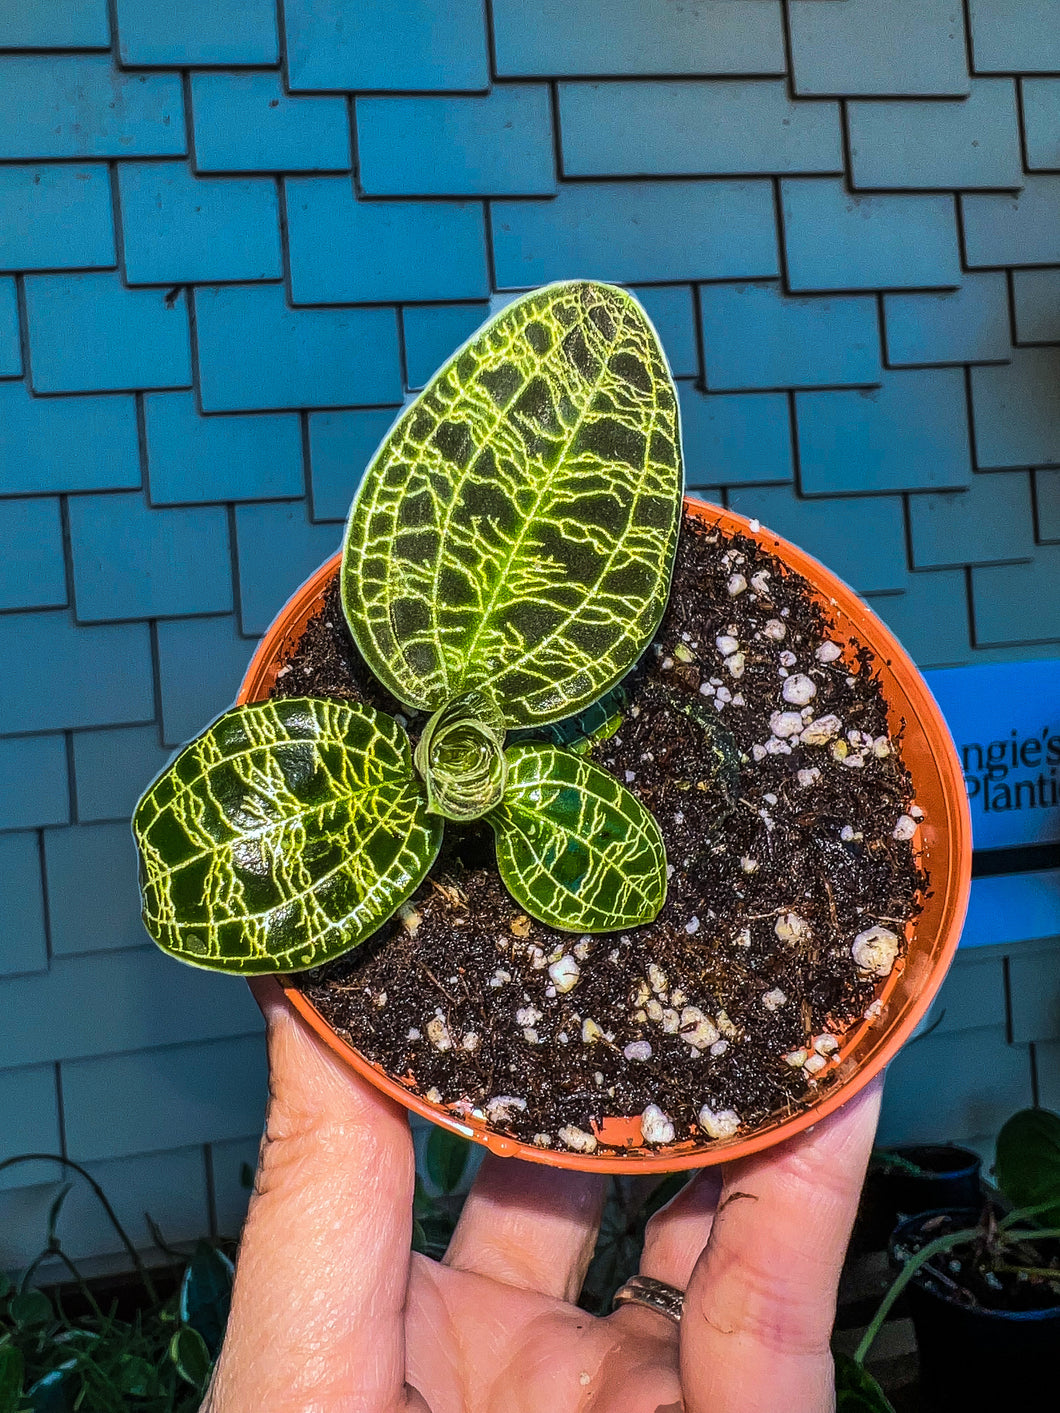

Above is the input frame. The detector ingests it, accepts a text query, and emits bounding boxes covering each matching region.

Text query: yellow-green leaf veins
[489,744,667,932]
[341,280,682,726]
[134,281,683,972]
[134,699,442,973]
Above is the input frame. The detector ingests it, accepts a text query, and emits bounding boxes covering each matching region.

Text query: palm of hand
[205,981,880,1413]
[409,1256,682,1413]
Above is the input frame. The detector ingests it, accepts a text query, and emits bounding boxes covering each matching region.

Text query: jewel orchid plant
[134,282,683,973]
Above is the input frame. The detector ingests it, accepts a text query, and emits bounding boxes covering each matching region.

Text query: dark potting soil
[271,508,927,1154]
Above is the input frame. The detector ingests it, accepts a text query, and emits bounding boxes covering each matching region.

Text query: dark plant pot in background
[885,1145,983,1214]
[890,1209,1060,1410]
[855,1145,983,1252]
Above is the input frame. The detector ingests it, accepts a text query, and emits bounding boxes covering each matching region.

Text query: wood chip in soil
[271,508,927,1155]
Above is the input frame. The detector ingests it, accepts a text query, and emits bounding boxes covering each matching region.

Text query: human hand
[204,979,881,1413]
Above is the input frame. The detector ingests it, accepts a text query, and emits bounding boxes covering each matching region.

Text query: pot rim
[881,1144,983,1181]
[238,495,972,1172]
[889,1208,1060,1320]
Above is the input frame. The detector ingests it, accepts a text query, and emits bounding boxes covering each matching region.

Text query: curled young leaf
[413,689,507,821]
[134,698,442,973]
[488,744,667,932]
[343,280,681,727]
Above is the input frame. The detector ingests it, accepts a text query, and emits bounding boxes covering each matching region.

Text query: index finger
[680,1076,883,1413]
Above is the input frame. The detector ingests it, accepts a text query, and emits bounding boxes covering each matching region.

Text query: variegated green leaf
[342,280,682,727]
[488,744,667,932]
[133,698,441,973]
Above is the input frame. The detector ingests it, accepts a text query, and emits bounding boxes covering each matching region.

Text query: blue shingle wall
[2,1,1060,1272]
[0,279,20,377]
[0,0,110,49]
[0,166,116,273]
[1021,79,1060,171]
[556,81,843,178]
[24,275,192,394]
[116,163,283,286]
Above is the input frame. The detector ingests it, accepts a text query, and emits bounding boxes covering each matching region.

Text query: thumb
[206,978,423,1413]
[680,1077,883,1413]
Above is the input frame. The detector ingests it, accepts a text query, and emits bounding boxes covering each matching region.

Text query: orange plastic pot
[239,497,972,1173]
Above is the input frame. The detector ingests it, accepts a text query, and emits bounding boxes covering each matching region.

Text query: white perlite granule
[852,925,900,977]
[782,673,817,706]
[800,714,842,745]
[640,1104,676,1145]
[623,1040,652,1062]
[426,1016,452,1052]
[698,1105,740,1140]
[485,1095,526,1123]
[558,1125,597,1153]
[548,954,581,993]
[775,912,811,943]
[770,710,803,739]
[679,1006,720,1050]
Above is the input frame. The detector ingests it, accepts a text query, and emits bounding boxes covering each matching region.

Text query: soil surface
[272,508,926,1154]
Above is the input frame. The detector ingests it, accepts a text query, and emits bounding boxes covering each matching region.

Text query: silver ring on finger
[611,1274,684,1325]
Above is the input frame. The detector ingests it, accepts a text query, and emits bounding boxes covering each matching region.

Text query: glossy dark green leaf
[169,1327,212,1394]
[8,1291,52,1330]
[134,698,442,973]
[425,1126,470,1195]
[0,1345,23,1413]
[343,280,682,727]
[179,1242,234,1359]
[489,744,667,931]
[996,1107,1060,1227]
[834,1354,896,1413]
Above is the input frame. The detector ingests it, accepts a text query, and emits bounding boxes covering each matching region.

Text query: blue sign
[924,659,1060,851]
[960,870,1060,949]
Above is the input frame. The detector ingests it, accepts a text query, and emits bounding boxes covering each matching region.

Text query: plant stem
[0,1154,159,1304]
[853,1226,980,1366]
[998,1201,1060,1230]
[855,1224,1060,1366]
[51,1247,106,1322]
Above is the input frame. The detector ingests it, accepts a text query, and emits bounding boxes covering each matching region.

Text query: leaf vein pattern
[134,699,441,973]
[343,281,681,726]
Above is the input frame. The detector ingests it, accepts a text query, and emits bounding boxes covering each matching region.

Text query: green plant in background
[134,281,682,973]
[995,1105,1060,1227]
[0,1156,233,1413]
[842,1107,1060,1413]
